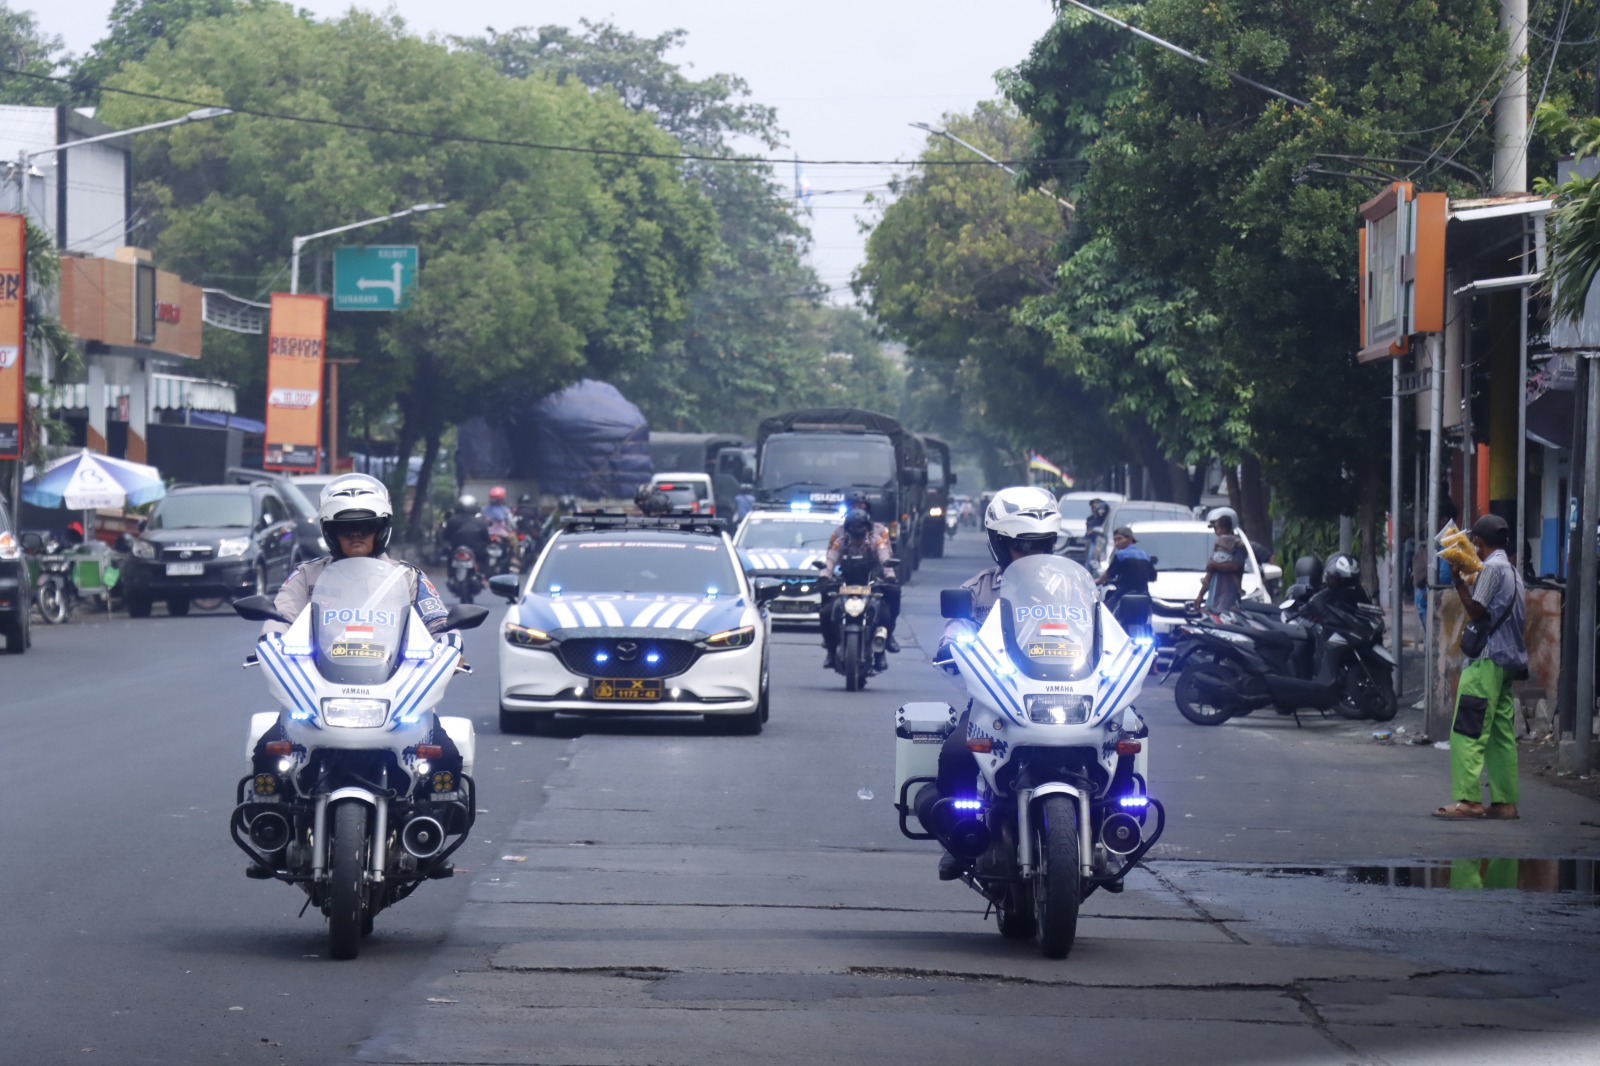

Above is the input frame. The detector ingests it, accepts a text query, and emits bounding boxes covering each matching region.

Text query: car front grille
[557,638,702,679]
[161,546,216,561]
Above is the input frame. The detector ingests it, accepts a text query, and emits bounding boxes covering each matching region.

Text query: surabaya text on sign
[270,335,323,358]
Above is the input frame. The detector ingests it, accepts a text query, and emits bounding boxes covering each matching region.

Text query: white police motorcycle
[897,553,1163,958]
[230,557,487,959]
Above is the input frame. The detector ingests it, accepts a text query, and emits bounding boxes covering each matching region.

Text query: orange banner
[0,215,25,460]
[264,293,327,471]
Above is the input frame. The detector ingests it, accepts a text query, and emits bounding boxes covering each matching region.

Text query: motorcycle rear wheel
[36,580,68,624]
[1034,795,1081,958]
[328,801,370,960]
[1174,664,1234,726]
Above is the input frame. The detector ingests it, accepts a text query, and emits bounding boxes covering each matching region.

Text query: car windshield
[758,436,896,490]
[534,537,741,595]
[1112,505,1189,525]
[738,519,834,550]
[289,477,334,514]
[996,553,1099,682]
[653,480,708,500]
[927,454,945,483]
[148,493,253,530]
[309,557,412,685]
[1130,531,1214,572]
[1058,499,1095,520]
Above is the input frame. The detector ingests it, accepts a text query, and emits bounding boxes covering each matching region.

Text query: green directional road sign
[332,245,418,312]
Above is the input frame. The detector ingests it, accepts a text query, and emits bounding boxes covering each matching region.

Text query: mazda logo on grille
[614,642,639,661]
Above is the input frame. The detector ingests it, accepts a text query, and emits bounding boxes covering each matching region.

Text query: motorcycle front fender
[1019,783,1093,880]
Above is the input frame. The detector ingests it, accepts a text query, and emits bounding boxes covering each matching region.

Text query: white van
[649,472,716,516]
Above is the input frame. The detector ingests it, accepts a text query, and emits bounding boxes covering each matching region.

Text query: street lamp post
[286,203,446,472]
[909,121,1075,216]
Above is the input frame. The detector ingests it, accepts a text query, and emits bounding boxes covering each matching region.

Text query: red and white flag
[344,625,375,641]
[1039,622,1073,637]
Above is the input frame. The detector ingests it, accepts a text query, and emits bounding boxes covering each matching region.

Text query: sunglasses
[336,522,381,538]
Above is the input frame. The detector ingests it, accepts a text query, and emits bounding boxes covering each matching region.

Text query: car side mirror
[488,573,522,602]
[940,588,974,620]
[752,577,783,606]
[444,604,489,631]
[233,594,290,623]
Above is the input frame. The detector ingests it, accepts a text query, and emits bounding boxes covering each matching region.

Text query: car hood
[516,593,751,637]
[1149,569,1264,602]
[139,527,251,548]
[738,548,826,572]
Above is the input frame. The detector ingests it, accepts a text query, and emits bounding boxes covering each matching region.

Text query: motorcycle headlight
[131,538,156,560]
[843,597,866,618]
[320,698,389,727]
[504,623,553,648]
[217,537,250,558]
[1025,694,1092,725]
[704,625,755,650]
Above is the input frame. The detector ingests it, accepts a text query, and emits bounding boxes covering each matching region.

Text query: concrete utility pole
[1493,0,1529,194]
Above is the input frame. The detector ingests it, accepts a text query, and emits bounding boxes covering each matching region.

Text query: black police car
[0,495,30,653]
[121,483,299,617]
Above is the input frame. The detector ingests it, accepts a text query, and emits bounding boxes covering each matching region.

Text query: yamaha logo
[614,641,639,661]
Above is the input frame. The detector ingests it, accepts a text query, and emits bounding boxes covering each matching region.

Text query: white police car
[494,514,780,734]
[732,505,840,625]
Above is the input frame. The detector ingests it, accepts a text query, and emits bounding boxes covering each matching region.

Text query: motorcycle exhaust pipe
[872,626,888,654]
[400,815,448,859]
[247,810,291,854]
[914,784,990,857]
[1101,811,1143,856]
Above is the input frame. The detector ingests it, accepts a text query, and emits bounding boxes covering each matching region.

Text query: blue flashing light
[1118,795,1150,809]
[1132,634,1155,647]
[549,584,563,597]
[594,650,610,664]
[646,651,662,665]
[402,644,435,661]
[995,662,1017,678]
[290,707,315,722]
[950,799,983,811]
[706,585,719,598]
[398,707,427,725]
[281,640,312,657]
[835,504,849,518]
[788,500,813,512]
[954,631,978,645]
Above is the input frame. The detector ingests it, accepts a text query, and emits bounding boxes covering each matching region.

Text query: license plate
[166,562,204,576]
[591,679,663,702]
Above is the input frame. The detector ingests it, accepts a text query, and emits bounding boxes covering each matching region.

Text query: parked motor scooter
[22,533,75,624]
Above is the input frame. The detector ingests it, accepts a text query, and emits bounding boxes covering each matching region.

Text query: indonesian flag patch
[1039,622,1073,637]
[344,625,375,641]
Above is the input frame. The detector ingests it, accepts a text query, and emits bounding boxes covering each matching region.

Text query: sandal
[1484,803,1520,820]
[1432,802,1485,819]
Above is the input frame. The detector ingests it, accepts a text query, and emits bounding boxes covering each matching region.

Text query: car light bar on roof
[559,513,726,535]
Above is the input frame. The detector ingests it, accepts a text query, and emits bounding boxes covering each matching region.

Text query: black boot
[885,633,901,654]
[823,649,837,670]
[938,850,963,881]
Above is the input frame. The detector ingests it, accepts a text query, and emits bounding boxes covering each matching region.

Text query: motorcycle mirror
[488,573,521,602]
[444,603,490,631]
[1278,599,1295,610]
[752,577,783,606]
[809,559,829,570]
[940,588,975,620]
[233,594,289,623]
[1112,593,1152,629]
[19,532,44,552]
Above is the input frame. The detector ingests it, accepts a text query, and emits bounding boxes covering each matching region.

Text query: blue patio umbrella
[22,450,167,510]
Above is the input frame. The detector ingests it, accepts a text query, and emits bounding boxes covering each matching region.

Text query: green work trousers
[1449,657,1519,805]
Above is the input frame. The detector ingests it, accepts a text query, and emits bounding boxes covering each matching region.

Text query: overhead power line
[2,67,1056,169]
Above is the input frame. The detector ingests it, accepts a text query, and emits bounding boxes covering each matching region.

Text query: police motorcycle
[1167,554,1396,726]
[229,557,487,960]
[814,546,895,692]
[898,553,1164,958]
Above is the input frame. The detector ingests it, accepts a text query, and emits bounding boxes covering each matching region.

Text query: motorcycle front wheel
[36,579,68,624]
[1034,795,1081,958]
[1344,660,1399,722]
[1174,663,1234,725]
[843,630,863,692]
[328,801,370,960]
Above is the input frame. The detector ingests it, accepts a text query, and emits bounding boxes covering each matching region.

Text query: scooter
[229,557,488,959]
[447,546,483,604]
[946,510,959,540]
[1167,586,1396,726]
[897,554,1164,958]
[22,534,75,624]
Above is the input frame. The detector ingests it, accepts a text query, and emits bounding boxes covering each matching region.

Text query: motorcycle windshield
[309,557,412,684]
[997,554,1100,681]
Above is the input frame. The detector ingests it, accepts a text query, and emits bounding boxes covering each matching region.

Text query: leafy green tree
[72,0,246,96]
[0,1,67,105]
[96,5,713,523]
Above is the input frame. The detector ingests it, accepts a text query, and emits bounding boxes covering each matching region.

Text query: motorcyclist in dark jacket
[442,495,491,568]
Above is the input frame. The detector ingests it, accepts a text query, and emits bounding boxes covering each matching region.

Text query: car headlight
[0,532,16,561]
[131,538,156,560]
[320,698,389,727]
[217,537,250,558]
[504,623,553,648]
[704,625,755,650]
[1025,694,1092,725]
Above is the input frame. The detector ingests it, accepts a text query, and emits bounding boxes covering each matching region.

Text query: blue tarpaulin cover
[457,380,651,498]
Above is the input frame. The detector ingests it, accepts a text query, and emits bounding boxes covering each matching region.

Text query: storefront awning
[47,373,237,415]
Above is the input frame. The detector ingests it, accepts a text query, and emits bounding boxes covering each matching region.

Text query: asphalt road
[3,534,1599,1066]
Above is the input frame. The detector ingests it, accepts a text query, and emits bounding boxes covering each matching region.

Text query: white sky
[34,0,1058,302]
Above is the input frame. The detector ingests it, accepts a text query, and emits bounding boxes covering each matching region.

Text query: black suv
[0,495,30,653]
[121,483,299,617]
